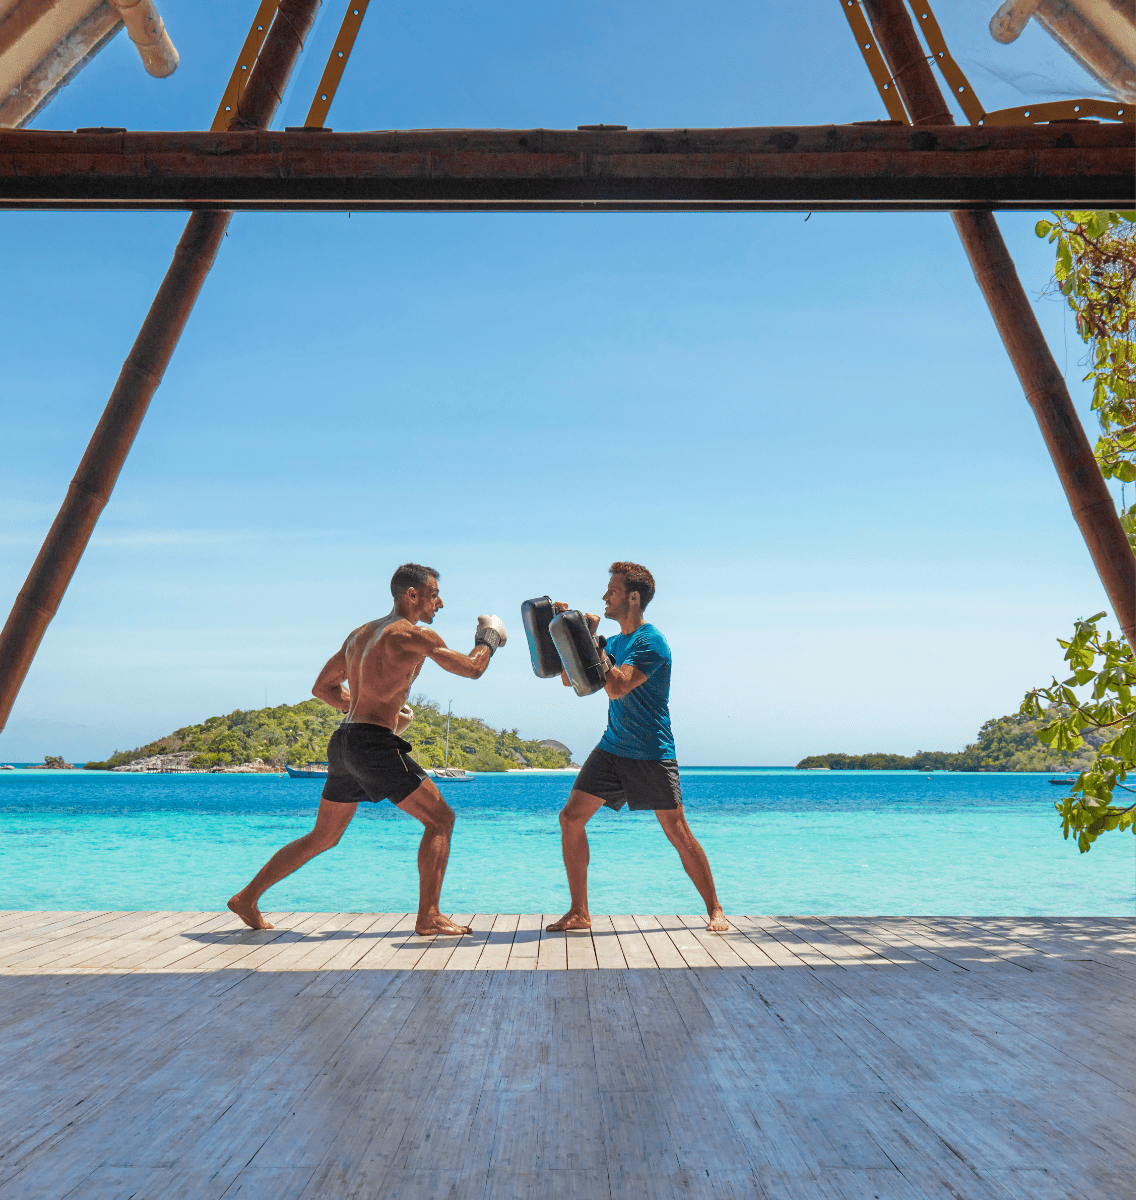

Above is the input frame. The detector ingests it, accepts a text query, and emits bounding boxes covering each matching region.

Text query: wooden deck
[0,912,1131,1199]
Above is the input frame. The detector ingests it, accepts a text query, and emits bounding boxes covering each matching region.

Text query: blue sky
[0,1,1120,764]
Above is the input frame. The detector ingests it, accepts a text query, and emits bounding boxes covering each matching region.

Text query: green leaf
[1035,219,1053,238]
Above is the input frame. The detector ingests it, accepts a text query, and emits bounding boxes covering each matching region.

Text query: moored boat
[429,767,474,781]
[285,762,328,779]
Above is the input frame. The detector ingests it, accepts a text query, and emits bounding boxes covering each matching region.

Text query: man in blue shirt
[546,562,728,933]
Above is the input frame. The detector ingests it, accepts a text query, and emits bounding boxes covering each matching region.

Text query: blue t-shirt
[597,623,675,761]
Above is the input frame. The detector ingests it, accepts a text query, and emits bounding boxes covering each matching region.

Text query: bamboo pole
[863,0,1135,649]
[0,0,323,732]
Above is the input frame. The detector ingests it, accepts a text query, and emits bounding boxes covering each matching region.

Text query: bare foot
[706,909,729,933]
[545,911,591,931]
[228,894,273,930]
[415,914,471,936]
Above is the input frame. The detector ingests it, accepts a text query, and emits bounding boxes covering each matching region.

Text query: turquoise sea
[0,768,1132,915]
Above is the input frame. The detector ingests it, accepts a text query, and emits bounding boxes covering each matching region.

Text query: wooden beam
[0,121,1129,211]
[865,0,1136,649]
[0,0,324,735]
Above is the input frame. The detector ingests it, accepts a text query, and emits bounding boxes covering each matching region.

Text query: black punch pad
[549,609,607,697]
[521,596,562,678]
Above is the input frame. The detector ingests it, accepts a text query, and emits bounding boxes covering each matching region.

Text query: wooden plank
[45,911,194,971]
[730,915,812,968]
[348,912,418,970]
[609,913,659,969]
[3,911,174,971]
[675,914,749,969]
[916,916,1043,971]
[376,914,436,972]
[505,913,542,970]
[94,912,237,972]
[649,915,718,969]
[476,913,518,970]
[565,929,598,970]
[776,916,888,970]
[819,917,943,971]
[268,911,367,972]
[413,915,472,971]
[590,914,627,969]
[536,917,567,970]
[0,911,134,968]
[696,918,782,969]
[177,911,324,973]
[633,914,689,969]
[751,916,844,969]
[443,913,495,971]
[296,912,400,973]
[0,911,100,937]
[1,912,157,971]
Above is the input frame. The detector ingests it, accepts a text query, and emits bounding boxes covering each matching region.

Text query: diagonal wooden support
[0,0,323,733]
[861,0,1136,650]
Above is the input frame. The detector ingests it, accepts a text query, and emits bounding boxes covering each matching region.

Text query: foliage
[1023,211,1136,851]
[1021,613,1136,852]
[796,707,1106,773]
[1034,210,1136,544]
[400,696,571,772]
[82,697,571,773]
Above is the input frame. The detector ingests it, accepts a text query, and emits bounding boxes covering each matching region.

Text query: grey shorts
[573,747,682,812]
[321,723,428,806]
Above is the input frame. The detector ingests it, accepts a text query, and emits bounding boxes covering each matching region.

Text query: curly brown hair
[610,561,655,609]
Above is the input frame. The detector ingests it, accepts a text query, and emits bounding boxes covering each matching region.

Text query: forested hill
[83,697,573,773]
[796,709,1108,772]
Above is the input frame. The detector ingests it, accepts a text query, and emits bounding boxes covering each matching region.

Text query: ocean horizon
[2,767,1131,916]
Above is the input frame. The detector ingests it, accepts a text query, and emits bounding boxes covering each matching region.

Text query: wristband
[475,626,503,653]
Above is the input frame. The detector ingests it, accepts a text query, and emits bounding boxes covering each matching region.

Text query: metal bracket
[906,1,985,123]
[303,0,371,130]
[839,0,910,124]
[211,0,280,132]
[982,98,1133,126]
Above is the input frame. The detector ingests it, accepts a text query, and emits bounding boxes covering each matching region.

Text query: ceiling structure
[0,119,1130,212]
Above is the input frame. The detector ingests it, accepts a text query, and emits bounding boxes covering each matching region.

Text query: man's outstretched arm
[312,647,350,711]
[414,616,507,681]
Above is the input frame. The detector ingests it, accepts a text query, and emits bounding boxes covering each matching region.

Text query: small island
[797,709,1104,772]
[83,696,573,774]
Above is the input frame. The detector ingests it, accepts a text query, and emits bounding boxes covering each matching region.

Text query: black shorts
[573,747,682,812]
[321,723,429,806]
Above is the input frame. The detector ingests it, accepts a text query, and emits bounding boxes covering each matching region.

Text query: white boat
[428,702,474,780]
[429,766,474,782]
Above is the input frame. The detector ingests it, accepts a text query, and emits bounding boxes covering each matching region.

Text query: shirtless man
[546,562,728,933]
[228,562,506,934]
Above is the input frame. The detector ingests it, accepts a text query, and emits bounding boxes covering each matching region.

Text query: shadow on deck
[0,913,1131,1199]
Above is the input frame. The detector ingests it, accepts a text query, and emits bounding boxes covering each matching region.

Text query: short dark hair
[391,562,439,598]
[610,561,655,609]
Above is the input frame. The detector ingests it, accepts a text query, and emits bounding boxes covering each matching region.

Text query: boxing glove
[474,614,508,654]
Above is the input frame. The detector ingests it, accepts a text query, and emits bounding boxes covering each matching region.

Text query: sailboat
[428,701,473,782]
